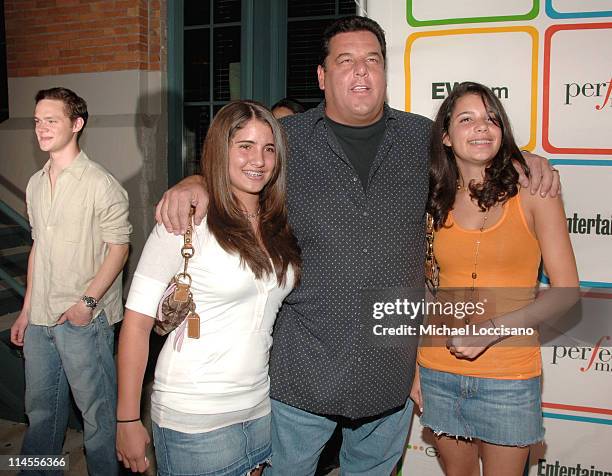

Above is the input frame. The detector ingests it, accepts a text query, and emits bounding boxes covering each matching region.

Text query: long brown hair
[201,100,301,286]
[428,82,529,229]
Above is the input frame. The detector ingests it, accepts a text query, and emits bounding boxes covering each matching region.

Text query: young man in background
[11,87,131,476]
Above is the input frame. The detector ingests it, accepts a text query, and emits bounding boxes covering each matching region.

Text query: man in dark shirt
[156,16,558,476]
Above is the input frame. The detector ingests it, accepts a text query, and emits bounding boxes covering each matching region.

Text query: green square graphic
[406,0,539,26]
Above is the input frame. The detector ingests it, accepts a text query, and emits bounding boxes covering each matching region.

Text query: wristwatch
[80,295,98,310]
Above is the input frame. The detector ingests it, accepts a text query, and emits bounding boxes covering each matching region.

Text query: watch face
[82,296,97,308]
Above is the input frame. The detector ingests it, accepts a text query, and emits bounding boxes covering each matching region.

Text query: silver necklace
[241,208,260,220]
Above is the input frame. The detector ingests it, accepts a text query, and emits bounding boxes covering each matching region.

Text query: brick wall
[5,0,164,77]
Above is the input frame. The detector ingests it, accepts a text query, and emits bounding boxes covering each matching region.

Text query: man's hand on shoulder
[514,151,561,197]
[155,175,207,235]
[57,300,93,327]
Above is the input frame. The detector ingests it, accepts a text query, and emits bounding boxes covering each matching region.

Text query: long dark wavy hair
[201,100,301,287]
[428,82,529,229]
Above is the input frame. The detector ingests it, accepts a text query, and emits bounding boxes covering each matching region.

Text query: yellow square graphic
[405,27,538,150]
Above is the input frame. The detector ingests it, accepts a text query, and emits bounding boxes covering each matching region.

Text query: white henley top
[126,221,294,433]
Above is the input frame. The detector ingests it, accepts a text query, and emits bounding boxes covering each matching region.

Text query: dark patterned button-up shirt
[270,102,431,419]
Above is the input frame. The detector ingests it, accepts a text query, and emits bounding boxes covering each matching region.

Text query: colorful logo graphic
[396,443,440,475]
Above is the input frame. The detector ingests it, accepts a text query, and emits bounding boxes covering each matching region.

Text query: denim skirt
[419,366,544,446]
[152,414,271,476]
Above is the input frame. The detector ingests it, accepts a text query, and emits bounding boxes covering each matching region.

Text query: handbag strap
[425,212,435,260]
[179,208,195,279]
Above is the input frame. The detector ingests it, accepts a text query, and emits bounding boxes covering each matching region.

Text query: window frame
[167,0,355,184]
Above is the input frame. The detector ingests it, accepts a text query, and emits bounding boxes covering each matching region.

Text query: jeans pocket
[65,316,95,329]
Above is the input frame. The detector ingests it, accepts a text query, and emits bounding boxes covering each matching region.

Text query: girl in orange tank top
[412,82,579,476]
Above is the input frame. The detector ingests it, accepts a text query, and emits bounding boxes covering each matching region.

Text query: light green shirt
[25,151,132,326]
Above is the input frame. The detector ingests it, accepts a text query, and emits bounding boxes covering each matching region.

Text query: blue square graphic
[546,0,612,19]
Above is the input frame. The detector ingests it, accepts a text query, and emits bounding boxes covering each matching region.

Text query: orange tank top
[418,193,542,379]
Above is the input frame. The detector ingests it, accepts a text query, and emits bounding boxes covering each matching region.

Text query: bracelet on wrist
[117,417,140,423]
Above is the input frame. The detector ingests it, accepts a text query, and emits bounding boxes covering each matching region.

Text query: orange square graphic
[405,27,538,151]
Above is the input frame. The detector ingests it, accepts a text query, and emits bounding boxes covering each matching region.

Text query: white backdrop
[368,1,612,474]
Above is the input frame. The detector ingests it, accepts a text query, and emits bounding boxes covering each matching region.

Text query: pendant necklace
[457,180,488,290]
[463,209,488,325]
[471,210,489,291]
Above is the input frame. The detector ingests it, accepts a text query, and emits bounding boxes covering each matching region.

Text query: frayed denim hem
[423,423,544,448]
[244,456,272,475]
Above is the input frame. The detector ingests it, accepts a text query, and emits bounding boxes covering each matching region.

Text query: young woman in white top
[115,100,301,476]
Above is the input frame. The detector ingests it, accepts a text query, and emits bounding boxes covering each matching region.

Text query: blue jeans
[21,314,118,476]
[266,398,414,476]
[152,415,272,476]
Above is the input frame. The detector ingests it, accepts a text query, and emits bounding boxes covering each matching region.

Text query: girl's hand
[116,421,151,473]
[409,366,423,413]
[446,320,498,360]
